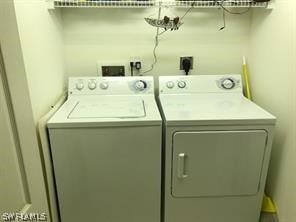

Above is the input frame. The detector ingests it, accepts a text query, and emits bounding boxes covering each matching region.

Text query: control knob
[221,78,235,89]
[178,81,186,88]
[100,82,109,90]
[166,81,175,89]
[134,80,147,91]
[88,81,97,90]
[76,82,84,90]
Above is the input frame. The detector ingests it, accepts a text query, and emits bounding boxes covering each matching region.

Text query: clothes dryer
[158,75,276,222]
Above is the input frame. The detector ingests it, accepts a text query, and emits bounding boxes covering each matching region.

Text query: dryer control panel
[159,75,242,94]
[68,76,154,96]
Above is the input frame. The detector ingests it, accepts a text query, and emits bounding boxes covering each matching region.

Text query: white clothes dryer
[158,75,276,222]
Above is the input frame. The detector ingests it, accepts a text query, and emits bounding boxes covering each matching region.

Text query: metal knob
[135,80,147,91]
[76,82,84,90]
[221,78,235,89]
[88,81,97,90]
[166,81,175,89]
[100,82,109,90]
[178,81,186,88]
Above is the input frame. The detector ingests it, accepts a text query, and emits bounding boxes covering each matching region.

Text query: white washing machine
[158,75,276,222]
[47,76,162,222]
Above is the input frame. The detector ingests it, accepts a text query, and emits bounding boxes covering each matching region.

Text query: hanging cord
[220,8,226,30]
[143,2,196,74]
[142,5,162,74]
[216,0,251,30]
[180,1,196,20]
[215,0,252,15]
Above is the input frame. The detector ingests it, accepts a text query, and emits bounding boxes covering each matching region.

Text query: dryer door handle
[177,153,188,179]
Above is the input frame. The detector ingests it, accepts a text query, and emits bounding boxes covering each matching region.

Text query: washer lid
[68,97,145,119]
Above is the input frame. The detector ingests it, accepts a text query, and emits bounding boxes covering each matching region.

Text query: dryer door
[172,130,267,197]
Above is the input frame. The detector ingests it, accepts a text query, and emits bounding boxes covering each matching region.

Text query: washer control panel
[68,76,153,96]
[159,75,242,94]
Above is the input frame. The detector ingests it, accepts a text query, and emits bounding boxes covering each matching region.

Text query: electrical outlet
[130,57,142,68]
[180,56,193,70]
[130,56,142,74]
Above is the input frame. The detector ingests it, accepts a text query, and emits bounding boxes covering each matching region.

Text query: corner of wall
[13,0,66,123]
[248,1,296,222]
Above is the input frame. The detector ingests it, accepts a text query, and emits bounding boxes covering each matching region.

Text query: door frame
[0,0,50,220]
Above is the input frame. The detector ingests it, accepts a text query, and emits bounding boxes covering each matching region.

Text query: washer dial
[134,80,147,91]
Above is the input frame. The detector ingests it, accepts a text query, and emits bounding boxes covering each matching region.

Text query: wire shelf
[169,0,269,8]
[50,0,270,8]
[52,0,156,8]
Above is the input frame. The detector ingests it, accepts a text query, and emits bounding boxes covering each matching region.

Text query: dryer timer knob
[221,78,235,89]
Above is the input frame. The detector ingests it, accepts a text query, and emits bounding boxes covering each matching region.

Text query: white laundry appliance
[47,76,162,222]
[158,75,276,222]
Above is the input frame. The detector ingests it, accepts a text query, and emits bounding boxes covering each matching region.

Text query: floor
[260,213,279,222]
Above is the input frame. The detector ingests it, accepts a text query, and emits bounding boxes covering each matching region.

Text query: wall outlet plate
[180,56,193,70]
[130,56,142,68]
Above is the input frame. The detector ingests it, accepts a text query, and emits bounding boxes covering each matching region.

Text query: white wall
[248,1,296,222]
[62,8,251,77]
[14,0,65,122]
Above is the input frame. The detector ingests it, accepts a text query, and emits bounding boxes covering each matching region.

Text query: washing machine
[47,76,162,222]
[158,75,276,222]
